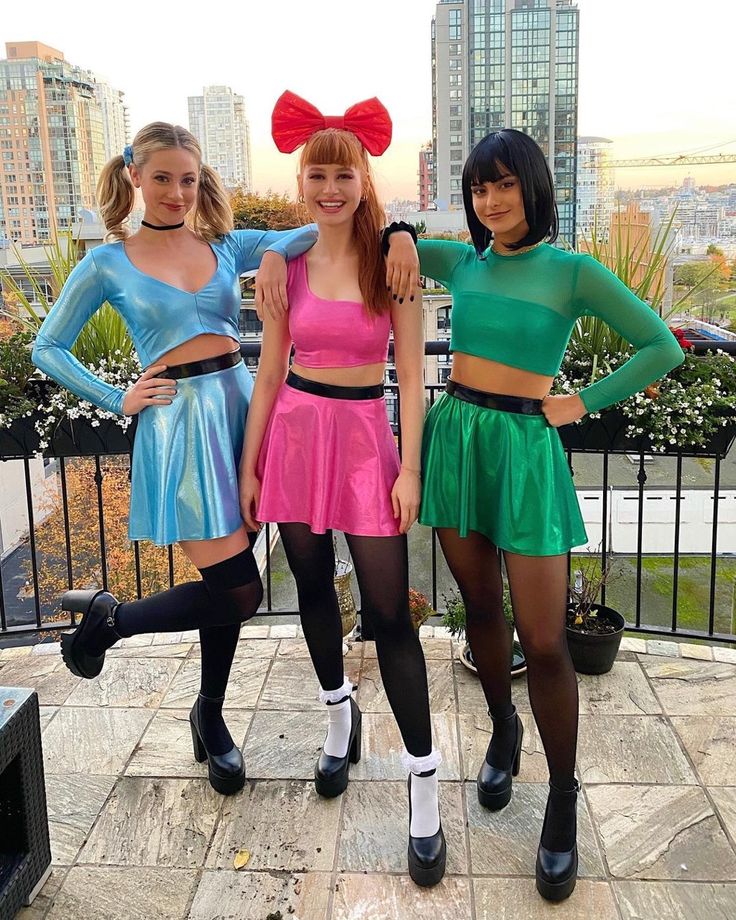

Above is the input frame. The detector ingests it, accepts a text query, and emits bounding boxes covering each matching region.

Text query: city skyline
[0,0,733,202]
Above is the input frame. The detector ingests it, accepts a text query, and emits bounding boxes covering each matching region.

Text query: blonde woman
[33,121,315,794]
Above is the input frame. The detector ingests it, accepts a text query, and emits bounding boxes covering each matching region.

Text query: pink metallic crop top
[287,254,391,367]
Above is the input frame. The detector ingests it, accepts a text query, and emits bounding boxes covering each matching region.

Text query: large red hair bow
[271,90,392,156]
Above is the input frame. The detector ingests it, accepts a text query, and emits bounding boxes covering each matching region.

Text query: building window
[450,150,463,161]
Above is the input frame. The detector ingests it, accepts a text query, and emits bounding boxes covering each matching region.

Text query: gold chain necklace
[491,240,545,257]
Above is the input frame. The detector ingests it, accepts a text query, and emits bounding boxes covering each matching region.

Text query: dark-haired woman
[384,128,684,901]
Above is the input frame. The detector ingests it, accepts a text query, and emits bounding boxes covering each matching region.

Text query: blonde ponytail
[97,155,135,241]
[193,164,233,241]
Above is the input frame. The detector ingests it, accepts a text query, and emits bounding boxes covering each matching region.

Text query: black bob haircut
[462,128,559,256]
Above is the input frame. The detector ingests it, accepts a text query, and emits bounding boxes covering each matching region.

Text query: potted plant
[333,553,357,638]
[554,208,736,458]
[1,232,139,458]
[442,585,527,679]
[566,553,625,675]
[0,320,42,457]
[409,588,435,632]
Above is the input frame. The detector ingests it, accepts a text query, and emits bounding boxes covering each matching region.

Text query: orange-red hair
[299,129,391,317]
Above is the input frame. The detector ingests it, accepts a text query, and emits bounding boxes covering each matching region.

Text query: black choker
[141,219,185,231]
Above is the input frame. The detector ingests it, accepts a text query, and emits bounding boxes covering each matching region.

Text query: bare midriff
[451,352,553,400]
[290,361,386,387]
[155,333,241,369]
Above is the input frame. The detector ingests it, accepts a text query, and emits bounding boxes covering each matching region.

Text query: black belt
[156,349,242,380]
[446,379,543,415]
[286,370,384,401]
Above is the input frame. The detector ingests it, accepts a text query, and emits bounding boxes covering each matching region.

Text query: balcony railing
[1,341,734,647]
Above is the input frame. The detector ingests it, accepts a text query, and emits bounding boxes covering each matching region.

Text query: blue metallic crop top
[32,227,317,416]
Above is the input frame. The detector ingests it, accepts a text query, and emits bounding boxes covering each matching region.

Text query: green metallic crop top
[417,240,684,413]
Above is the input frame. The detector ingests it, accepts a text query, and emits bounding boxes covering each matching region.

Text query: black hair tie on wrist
[381,221,418,256]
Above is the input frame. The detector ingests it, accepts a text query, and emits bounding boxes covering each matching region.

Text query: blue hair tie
[122,144,134,166]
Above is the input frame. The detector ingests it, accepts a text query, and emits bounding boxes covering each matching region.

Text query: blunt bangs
[462,129,558,256]
[300,129,367,171]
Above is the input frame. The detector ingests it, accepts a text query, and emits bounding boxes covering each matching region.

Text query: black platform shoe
[314,696,362,798]
[477,708,524,811]
[535,779,580,902]
[407,773,447,887]
[189,694,245,796]
[60,589,122,679]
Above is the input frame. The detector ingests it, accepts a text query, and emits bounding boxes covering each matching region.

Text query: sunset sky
[1,0,733,200]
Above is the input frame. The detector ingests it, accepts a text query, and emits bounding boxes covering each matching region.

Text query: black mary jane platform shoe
[535,779,580,902]
[60,588,122,679]
[189,694,246,796]
[477,708,524,811]
[407,773,447,888]
[314,696,362,798]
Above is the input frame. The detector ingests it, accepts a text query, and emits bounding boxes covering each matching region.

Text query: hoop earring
[298,194,305,204]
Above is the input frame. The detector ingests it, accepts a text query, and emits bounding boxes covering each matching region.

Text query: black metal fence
[1,341,734,646]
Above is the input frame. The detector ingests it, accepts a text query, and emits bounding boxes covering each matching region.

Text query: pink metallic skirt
[256,373,401,536]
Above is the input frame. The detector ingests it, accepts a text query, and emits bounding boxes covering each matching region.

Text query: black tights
[279,523,432,758]
[112,538,263,754]
[437,528,578,789]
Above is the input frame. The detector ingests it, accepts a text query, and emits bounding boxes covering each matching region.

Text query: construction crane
[605,154,736,169]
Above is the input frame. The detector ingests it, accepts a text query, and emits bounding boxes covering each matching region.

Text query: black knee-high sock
[197,623,242,754]
[111,545,262,639]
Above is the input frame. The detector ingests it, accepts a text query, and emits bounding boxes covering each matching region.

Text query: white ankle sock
[409,770,440,837]
[322,697,352,757]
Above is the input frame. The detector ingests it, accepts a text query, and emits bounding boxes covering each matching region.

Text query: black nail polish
[393,294,397,300]
[410,295,415,302]
[399,297,404,304]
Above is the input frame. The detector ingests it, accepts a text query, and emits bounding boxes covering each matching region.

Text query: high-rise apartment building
[418,141,435,210]
[431,0,579,242]
[92,79,129,163]
[0,41,127,245]
[188,86,252,190]
[576,136,615,242]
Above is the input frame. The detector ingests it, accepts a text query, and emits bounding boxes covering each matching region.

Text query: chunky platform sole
[477,718,524,811]
[314,714,362,798]
[190,720,245,796]
[408,836,447,888]
[60,589,109,679]
[536,855,578,902]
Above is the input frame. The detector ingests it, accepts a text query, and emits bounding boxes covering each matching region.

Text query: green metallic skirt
[419,391,587,556]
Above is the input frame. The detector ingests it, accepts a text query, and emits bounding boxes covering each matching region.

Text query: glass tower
[432,0,579,244]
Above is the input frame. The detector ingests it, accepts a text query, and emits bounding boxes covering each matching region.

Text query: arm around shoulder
[231,225,318,273]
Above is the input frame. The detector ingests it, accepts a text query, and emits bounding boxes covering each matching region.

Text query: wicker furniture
[0,687,52,918]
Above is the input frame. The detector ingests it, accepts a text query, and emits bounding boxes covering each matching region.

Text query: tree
[230,189,305,231]
[28,458,199,624]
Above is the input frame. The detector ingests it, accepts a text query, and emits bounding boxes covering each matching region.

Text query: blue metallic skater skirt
[128,359,252,545]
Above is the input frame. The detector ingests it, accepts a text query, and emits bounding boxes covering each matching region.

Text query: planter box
[0,415,41,460]
[46,416,136,458]
[559,411,736,459]
[0,414,136,460]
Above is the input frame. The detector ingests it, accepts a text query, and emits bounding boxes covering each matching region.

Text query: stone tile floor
[2,627,736,920]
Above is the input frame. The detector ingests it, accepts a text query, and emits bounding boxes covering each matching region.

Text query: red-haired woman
[240,92,446,887]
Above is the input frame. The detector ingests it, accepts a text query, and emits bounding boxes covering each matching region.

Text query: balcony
[1,342,736,919]
[2,627,736,918]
